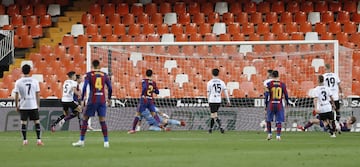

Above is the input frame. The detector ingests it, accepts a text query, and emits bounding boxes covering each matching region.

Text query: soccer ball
[260,120,266,128]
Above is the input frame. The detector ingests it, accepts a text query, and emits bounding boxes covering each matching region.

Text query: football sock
[215,118,222,128]
[167,119,180,126]
[80,119,88,141]
[276,122,282,136]
[153,114,161,123]
[35,123,41,139]
[266,121,272,134]
[336,112,340,122]
[52,114,65,126]
[210,118,215,130]
[64,113,77,121]
[100,121,108,142]
[21,124,27,140]
[132,116,140,130]
[304,122,313,129]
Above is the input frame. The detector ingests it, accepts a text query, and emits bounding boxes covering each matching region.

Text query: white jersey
[313,85,333,113]
[14,76,40,110]
[207,78,229,103]
[61,79,78,102]
[263,78,273,87]
[323,72,341,100]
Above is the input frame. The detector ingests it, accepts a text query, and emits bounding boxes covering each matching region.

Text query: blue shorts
[266,107,284,123]
[84,103,107,117]
[138,98,157,113]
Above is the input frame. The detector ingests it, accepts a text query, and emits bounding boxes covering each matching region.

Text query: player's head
[271,70,279,79]
[22,64,31,75]
[267,69,273,78]
[92,59,100,69]
[75,74,82,83]
[212,68,219,77]
[146,69,153,77]
[347,116,357,125]
[318,75,324,84]
[325,64,331,72]
[67,71,76,79]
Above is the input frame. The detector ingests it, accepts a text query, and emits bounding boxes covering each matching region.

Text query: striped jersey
[82,71,112,104]
[14,76,40,110]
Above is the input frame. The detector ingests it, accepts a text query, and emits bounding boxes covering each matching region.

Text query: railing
[0,30,14,63]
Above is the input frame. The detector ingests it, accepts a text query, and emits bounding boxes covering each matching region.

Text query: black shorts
[20,109,39,121]
[209,103,221,113]
[318,112,334,121]
[334,100,340,111]
[61,101,79,113]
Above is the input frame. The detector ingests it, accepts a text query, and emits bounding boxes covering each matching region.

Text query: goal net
[85,40,355,132]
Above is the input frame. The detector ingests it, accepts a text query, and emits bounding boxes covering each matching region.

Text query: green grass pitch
[1,131,360,167]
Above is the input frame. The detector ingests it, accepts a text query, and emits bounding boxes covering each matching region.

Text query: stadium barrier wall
[1,98,359,132]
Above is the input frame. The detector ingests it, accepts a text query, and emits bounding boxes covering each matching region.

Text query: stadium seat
[122,13,135,25]
[189,33,202,41]
[337,11,350,24]
[25,15,38,26]
[76,34,88,47]
[343,1,357,13]
[71,24,84,37]
[54,45,66,57]
[150,13,163,25]
[178,13,190,25]
[277,32,289,40]
[299,22,312,33]
[131,3,143,16]
[108,13,120,25]
[311,58,325,73]
[272,1,284,13]
[164,60,177,73]
[294,11,307,24]
[320,32,333,40]
[249,33,260,41]
[301,1,314,13]
[11,14,23,27]
[207,12,220,25]
[204,33,217,41]
[105,34,118,42]
[212,22,226,35]
[90,34,103,42]
[189,2,200,15]
[287,1,299,13]
[159,2,171,14]
[314,22,326,35]
[2,24,14,30]
[185,23,197,35]
[201,2,214,15]
[7,4,19,16]
[250,12,262,24]
[62,35,74,47]
[263,33,276,41]
[349,32,360,46]
[328,1,341,12]
[321,11,334,23]
[314,1,328,13]
[285,22,298,33]
[112,23,125,36]
[257,22,270,34]
[161,33,175,42]
[343,22,357,34]
[85,24,98,36]
[242,22,254,35]
[129,52,143,67]
[68,44,81,56]
[257,1,270,13]
[227,23,240,35]
[305,32,318,41]
[39,14,51,27]
[117,3,129,16]
[328,22,341,34]
[239,45,252,56]
[103,3,115,16]
[232,33,245,41]
[147,33,160,42]
[94,14,106,26]
[198,23,211,35]
[174,2,186,14]
[21,4,33,16]
[308,12,320,25]
[265,12,278,24]
[175,74,189,88]
[215,2,228,15]
[171,23,183,35]
[271,22,284,34]
[240,81,254,94]
[229,2,241,15]
[158,89,171,98]
[156,24,169,35]
[280,12,293,23]
[16,25,29,36]
[142,23,155,35]
[226,81,239,96]
[30,24,43,38]
[0,14,9,27]
[336,32,349,45]
[192,12,205,24]
[80,13,93,27]
[164,13,177,25]
[48,4,61,16]
[18,35,33,48]
[100,24,112,36]
[128,24,141,35]
[243,1,256,13]
[120,34,132,42]
[175,33,187,42]
[89,3,101,16]
[235,12,248,24]
[222,12,234,24]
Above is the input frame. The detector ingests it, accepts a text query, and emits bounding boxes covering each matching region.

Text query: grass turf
[1,131,360,167]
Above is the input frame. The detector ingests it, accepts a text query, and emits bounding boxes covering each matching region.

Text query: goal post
[85,40,355,131]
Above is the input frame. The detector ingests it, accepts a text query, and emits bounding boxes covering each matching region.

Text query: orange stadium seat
[16,25,29,36]
[76,34,88,47]
[222,12,234,24]
[122,13,135,25]
[244,1,256,13]
[300,1,313,13]
[108,13,120,25]
[192,12,205,24]
[328,22,341,34]
[321,11,334,23]
[201,2,214,15]
[272,1,284,13]
[204,33,217,41]
[142,23,155,35]
[263,33,276,41]
[39,15,52,27]
[285,22,298,33]
[69,45,81,56]
[171,23,184,35]
[250,12,262,24]
[232,33,245,41]
[198,23,211,35]
[25,15,38,26]
[18,35,33,48]
[150,13,163,25]
[189,33,202,41]
[11,14,23,27]
[117,3,129,16]
[94,14,106,26]
[314,1,328,13]
[21,4,33,16]
[103,3,115,16]
[54,45,66,57]
[294,11,307,23]
[287,1,299,13]
[7,4,20,16]
[62,35,75,47]
[299,22,312,33]
[265,12,278,24]
[133,34,146,42]
[229,2,241,15]
[174,2,186,14]
[336,32,349,45]
[144,3,157,15]
[128,24,141,35]
[228,23,240,35]
[189,2,200,15]
[120,34,132,42]
[91,34,103,42]
[291,32,304,40]
[207,12,220,25]
[349,33,360,46]
[257,22,270,34]
[175,33,187,42]
[314,22,326,35]
[343,1,357,13]
[343,22,357,34]
[0,4,5,15]
[160,2,171,14]
[100,24,112,36]
[131,3,143,16]
[156,24,169,35]
[328,1,341,12]
[352,13,360,23]
[113,23,126,36]
[257,1,270,13]
[106,34,119,42]
[218,33,230,41]
[235,12,248,24]
[280,12,293,23]
[81,13,93,26]
[242,22,254,35]
[85,24,98,36]
[320,32,333,40]
[271,22,284,34]
[277,32,289,40]
[89,3,101,16]
[147,34,160,42]
[185,23,197,35]
[2,25,14,30]
[337,11,350,24]
[178,13,190,25]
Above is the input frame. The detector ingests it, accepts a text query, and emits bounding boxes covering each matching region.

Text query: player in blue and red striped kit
[72,60,112,148]
[128,69,161,134]
[265,70,289,141]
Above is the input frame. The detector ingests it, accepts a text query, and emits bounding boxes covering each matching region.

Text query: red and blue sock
[80,120,88,141]
[100,121,108,142]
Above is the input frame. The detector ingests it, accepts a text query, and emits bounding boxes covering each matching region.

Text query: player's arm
[223,83,231,106]
[36,82,40,108]
[338,82,343,98]
[282,83,290,105]
[14,92,19,112]
[105,75,112,99]
[81,75,89,101]
[264,83,270,109]
[153,82,159,95]
[313,97,319,114]
[141,80,147,97]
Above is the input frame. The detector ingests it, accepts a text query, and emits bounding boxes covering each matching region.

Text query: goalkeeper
[298,115,356,132]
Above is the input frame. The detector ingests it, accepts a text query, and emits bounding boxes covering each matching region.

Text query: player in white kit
[14,64,43,146]
[323,64,343,122]
[207,68,231,134]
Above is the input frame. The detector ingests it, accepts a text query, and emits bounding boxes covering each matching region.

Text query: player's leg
[129,111,141,133]
[73,104,94,147]
[275,109,284,140]
[299,118,321,131]
[334,100,340,121]
[98,104,109,148]
[149,104,161,124]
[51,103,69,132]
[29,109,43,146]
[20,110,28,145]
[266,109,274,140]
